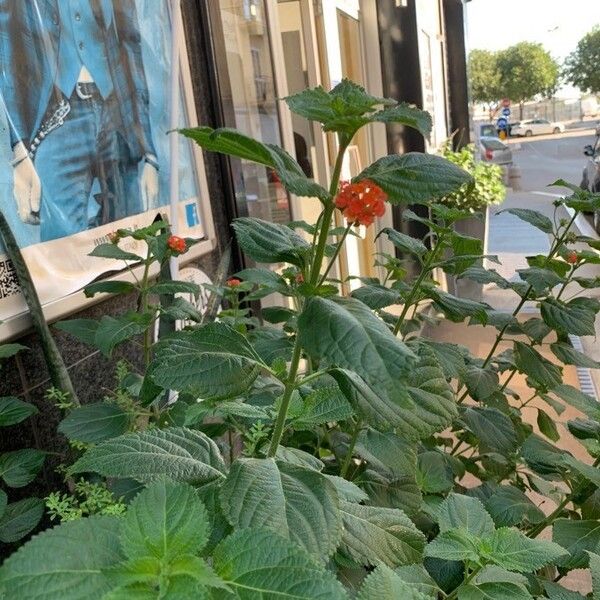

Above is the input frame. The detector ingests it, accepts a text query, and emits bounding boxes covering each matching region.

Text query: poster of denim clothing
[0,0,209,324]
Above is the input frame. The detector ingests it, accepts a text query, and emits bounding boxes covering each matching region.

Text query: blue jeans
[34,87,141,242]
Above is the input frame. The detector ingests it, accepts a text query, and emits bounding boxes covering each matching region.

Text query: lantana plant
[2,80,600,600]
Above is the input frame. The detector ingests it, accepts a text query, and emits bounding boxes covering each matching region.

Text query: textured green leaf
[499,208,553,233]
[355,428,417,479]
[351,284,401,310]
[419,340,467,379]
[462,407,517,454]
[356,469,422,516]
[380,227,427,256]
[220,458,341,559]
[541,298,597,336]
[416,452,454,494]
[54,318,100,346]
[551,384,600,420]
[121,481,209,562]
[0,343,27,359]
[0,489,5,518]
[326,475,369,503]
[249,327,293,365]
[0,449,45,488]
[59,403,130,443]
[340,502,425,568]
[394,565,440,598]
[332,344,457,440]
[274,446,325,471]
[88,243,144,262]
[537,408,560,441]
[429,290,491,324]
[93,312,153,357]
[371,103,433,137]
[425,530,480,562]
[483,486,544,527]
[520,434,567,477]
[354,153,472,205]
[517,267,563,294]
[0,397,37,426]
[0,515,122,599]
[159,297,202,322]
[589,550,600,600]
[553,519,600,569]
[150,323,264,400]
[463,367,499,401]
[70,427,226,484]
[481,527,567,572]
[0,497,44,543]
[458,267,510,288]
[561,454,600,487]
[543,581,586,600]
[147,281,201,295]
[83,280,137,298]
[294,386,354,428]
[356,565,431,600]
[513,341,562,389]
[458,581,532,600]
[233,217,311,266]
[212,528,348,599]
[437,494,495,538]
[551,342,600,369]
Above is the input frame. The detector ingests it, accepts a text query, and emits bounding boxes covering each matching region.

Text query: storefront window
[215,0,291,224]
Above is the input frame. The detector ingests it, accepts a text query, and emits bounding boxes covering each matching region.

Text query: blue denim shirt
[56,0,113,99]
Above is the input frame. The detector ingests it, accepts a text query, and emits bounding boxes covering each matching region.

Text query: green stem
[340,419,362,479]
[319,222,352,286]
[393,229,447,336]
[267,342,303,457]
[446,565,482,600]
[141,257,152,369]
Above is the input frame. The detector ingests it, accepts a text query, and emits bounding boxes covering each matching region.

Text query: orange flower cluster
[566,250,578,264]
[226,278,241,288]
[167,235,187,254]
[334,179,388,226]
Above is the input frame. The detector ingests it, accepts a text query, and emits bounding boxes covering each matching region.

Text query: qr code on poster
[0,259,20,299]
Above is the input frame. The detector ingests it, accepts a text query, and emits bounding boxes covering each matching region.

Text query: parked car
[478,136,513,165]
[581,136,600,233]
[511,119,565,137]
[477,123,498,138]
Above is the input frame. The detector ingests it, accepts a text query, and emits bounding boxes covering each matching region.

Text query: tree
[497,42,560,119]
[564,26,600,94]
[468,49,502,105]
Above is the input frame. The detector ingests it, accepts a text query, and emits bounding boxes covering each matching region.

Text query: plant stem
[319,222,352,286]
[446,565,481,600]
[393,229,447,336]
[340,419,362,479]
[141,258,152,369]
[267,342,303,457]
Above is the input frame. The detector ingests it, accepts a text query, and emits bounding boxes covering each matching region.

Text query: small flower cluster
[167,235,187,254]
[334,179,388,226]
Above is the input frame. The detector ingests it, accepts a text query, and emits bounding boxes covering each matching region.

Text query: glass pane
[217,0,291,224]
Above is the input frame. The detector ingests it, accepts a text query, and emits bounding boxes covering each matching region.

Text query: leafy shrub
[1,80,600,599]
[442,142,506,211]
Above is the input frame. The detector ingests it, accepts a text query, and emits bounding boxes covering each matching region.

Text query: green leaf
[355,428,417,480]
[0,343,27,359]
[0,449,45,488]
[212,528,348,599]
[458,582,532,600]
[249,327,294,364]
[0,397,37,426]
[463,366,499,401]
[340,502,425,568]
[541,298,597,337]
[326,476,369,503]
[0,515,122,599]
[551,342,600,368]
[589,550,600,600]
[419,340,467,379]
[121,481,209,561]
[354,153,473,205]
[561,454,600,487]
[0,497,44,543]
[543,581,586,600]
[551,384,600,420]
[429,290,491,324]
[150,323,264,400]
[147,281,201,295]
[513,342,562,389]
[394,565,440,598]
[553,519,600,569]
[331,343,457,440]
[294,386,354,428]
[462,407,517,454]
[520,434,567,477]
[379,227,427,256]
[498,208,553,234]
[54,319,100,346]
[481,527,568,572]
[159,297,202,322]
[70,427,226,484]
[537,408,560,441]
[416,452,454,494]
[483,486,544,527]
[83,280,137,298]
[180,127,329,200]
[438,494,495,538]
[356,469,422,516]
[233,217,311,267]
[58,403,130,444]
[298,295,415,397]
[425,530,480,562]
[371,103,433,138]
[458,267,510,288]
[357,564,431,600]
[93,313,153,357]
[517,267,563,294]
[0,489,5,518]
[220,458,341,560]
[351,284,401,310]
[89,243,143,262]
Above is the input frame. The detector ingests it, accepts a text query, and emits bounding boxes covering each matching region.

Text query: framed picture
[0,0,215,337]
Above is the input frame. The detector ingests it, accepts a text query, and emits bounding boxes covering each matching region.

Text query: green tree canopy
[497,42,560,105]
[468,49,502,104]
[564,26,600,94]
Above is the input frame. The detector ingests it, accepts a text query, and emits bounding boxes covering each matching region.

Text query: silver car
[479,136,513,165]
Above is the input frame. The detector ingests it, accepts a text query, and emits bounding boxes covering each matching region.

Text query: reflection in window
[217,0,290,225]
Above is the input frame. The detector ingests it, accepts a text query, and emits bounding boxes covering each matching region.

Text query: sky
[465,0,600,97]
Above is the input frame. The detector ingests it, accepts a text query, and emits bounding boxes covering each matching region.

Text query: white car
[510,119,565,137]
